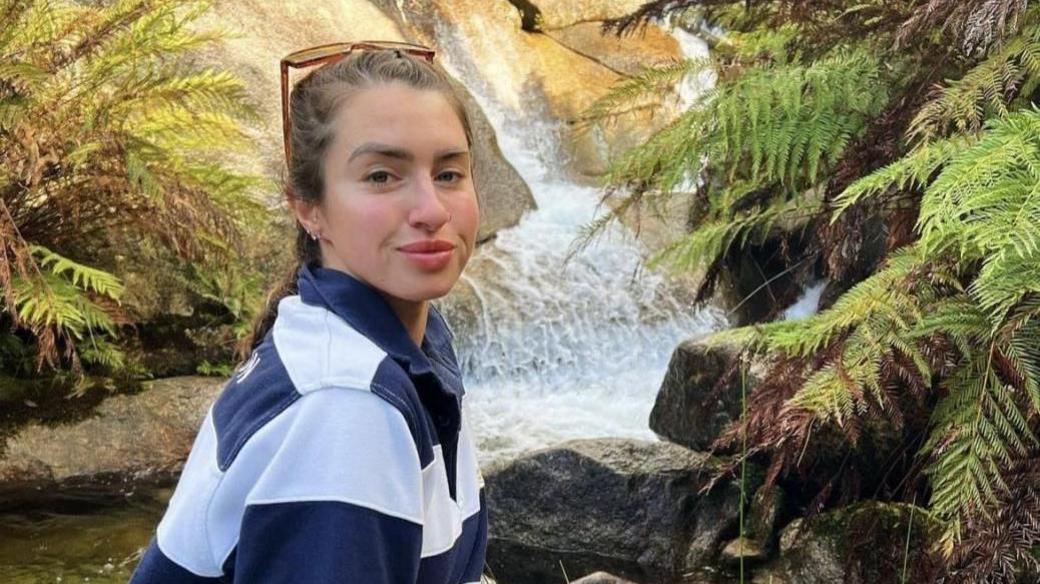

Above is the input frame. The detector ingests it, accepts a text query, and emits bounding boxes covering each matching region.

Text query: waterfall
[427,18,725,463]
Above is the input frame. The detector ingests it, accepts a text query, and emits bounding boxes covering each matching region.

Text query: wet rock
[456,76,538,243]
[753,502,939,584]
[484,438,748,584]
[650,336,759,452]
[0,377,224,508]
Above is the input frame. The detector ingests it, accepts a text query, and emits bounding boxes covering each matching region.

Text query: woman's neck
[382,295,429,347]
[318,259,429,347]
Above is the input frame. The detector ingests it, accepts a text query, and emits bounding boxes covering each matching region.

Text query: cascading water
[428,20,727,463]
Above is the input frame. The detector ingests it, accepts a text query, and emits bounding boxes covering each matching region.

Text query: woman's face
[294,81,480,305]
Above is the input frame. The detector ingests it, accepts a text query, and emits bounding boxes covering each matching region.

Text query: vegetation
[0,0,268,391]
[584,0,1040,580]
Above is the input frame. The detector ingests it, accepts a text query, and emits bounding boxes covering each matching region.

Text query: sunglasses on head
[280,41,437,169]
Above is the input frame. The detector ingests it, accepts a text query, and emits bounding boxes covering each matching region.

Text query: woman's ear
[287,191,322,236]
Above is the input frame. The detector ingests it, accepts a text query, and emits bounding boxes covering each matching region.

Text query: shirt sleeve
[230,387,425,583]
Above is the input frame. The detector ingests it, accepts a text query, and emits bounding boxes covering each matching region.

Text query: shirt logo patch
[235,352,261,384]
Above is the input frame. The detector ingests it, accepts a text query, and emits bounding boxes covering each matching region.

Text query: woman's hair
[238,48,475,358]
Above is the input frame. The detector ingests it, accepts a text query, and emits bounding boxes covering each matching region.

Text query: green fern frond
[572,57,714,135]
[919,107,1040,251]
[831,136,973,220]
[648,190,822,275]
[908,22,1040,142]
[12,272,115,337]
[1,0,261,374]
[30,245,124,300]
[763,246,925,357]
[78,336,126,370]
[595,43,888,209]
[925,343,1039,548]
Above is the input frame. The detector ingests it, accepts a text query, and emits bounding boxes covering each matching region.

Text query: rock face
[483,438,746,584]
[0,377,223,508]
[544,21,682,76]
[451,77,538,242]
[649,336,757,452]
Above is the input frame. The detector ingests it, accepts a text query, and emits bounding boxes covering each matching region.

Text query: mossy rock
[754,501,940,584]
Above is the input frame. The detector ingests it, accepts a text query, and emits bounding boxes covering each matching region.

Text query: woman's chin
[390,274,460,303]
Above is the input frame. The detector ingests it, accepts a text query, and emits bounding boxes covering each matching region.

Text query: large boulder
[484,438,750,584]
[0,377,223,508]
[650,336,760,452]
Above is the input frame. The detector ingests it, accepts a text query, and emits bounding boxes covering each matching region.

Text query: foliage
[0,0,266,379]
[587,0,1040,580]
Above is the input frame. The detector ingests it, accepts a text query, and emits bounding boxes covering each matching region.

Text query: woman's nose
[408,174,451,231]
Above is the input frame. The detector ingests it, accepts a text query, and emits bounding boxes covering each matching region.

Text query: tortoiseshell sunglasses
[280,41,437,168]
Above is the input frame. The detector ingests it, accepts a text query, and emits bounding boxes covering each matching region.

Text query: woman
[129,41,487,583]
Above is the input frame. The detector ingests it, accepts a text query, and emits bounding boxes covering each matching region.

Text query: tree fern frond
[831,135,972,221]
[648,190,821,275]
[29,245,124,300]
[908,21,1040,142]
[11,272,115,337]
[572,57,714,136]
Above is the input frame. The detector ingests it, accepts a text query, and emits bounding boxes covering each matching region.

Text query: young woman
[129,41,487,583]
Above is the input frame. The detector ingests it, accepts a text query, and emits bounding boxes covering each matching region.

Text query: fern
[919,108,1040,319]
[570,56,714,136]
[649,188,822,275]
[908,18,1040,143]
[831,136,973,218]
[598,41,888,193]
[1,0,263,375]
[30,245,124,299]
[714,108,1040,553]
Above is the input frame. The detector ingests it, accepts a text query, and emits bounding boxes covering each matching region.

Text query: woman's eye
[437,171,464,182]
[365,171,393,184]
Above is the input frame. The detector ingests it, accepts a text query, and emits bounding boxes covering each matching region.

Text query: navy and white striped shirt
[130,263,488,583]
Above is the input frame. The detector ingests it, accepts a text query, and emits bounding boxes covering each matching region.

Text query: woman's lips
[397,240,456,270]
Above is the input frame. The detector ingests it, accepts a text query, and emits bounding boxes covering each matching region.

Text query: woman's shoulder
[269,294,389,391]
[207,297,430,468]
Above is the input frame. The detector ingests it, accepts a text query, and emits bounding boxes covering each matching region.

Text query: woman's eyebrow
[348,142,470,163]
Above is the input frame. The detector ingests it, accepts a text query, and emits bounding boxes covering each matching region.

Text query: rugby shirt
[129,262,488,583]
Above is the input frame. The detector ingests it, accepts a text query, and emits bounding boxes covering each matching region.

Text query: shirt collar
[296,262,456,378]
